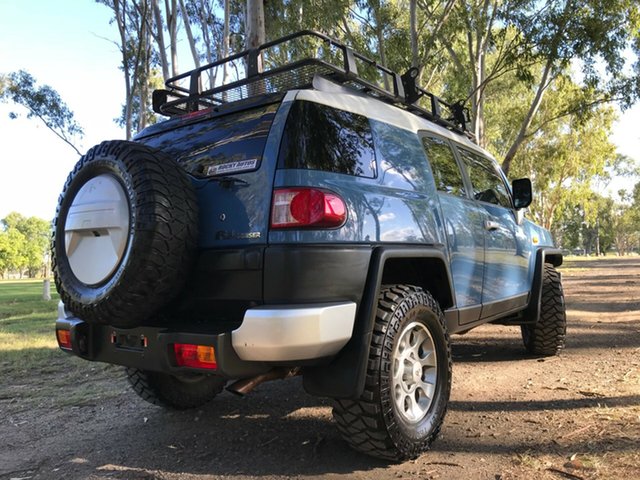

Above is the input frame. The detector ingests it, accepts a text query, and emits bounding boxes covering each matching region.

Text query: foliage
[0,70,84,155]
[92,0,639,249]
[0,213,51,278]
[508,79,618,231]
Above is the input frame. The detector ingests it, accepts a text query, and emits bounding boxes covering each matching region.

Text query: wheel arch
[522,247,563,325]
[303,245,454,399]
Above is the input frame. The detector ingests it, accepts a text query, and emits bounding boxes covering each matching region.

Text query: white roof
[284,80,490,159]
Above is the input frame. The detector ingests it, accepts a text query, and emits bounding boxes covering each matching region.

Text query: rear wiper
[206,175,249,187]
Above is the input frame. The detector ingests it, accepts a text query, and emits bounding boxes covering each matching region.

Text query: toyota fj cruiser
[53,31,566,461]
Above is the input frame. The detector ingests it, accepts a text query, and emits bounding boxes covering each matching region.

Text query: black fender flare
[521,247,563,324]
[303,245,454,399]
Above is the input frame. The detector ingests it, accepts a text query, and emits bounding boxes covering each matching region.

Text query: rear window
[277,100,377,178]
[143,104,278,177]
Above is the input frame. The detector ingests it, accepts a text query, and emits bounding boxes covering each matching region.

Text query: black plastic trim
[263,246,372,304]
[302,245,453,399]
[518,247,563,325]
[56,318,269,378]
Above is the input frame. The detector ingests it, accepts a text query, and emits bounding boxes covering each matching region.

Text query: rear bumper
[56,300,356,377]
[232,302,356,361]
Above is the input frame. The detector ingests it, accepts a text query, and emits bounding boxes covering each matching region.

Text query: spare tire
[52,140,197,328]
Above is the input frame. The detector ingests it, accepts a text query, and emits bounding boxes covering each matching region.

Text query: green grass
[0,280,60,360]
[0,281,124,408]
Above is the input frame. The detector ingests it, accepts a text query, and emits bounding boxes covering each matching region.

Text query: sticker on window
[205,158,259,176]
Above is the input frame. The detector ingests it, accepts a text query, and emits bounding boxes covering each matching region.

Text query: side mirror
[512,178,532,209]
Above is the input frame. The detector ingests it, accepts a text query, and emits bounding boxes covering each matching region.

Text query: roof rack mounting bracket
[343,47,358,77]
[431,94,442,118]
[401,67,423,104]
[247,48,263,78]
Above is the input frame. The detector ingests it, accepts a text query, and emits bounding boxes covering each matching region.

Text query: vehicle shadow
[47,377,390,478]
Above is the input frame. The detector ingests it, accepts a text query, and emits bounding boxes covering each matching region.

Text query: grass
[0,280,60,364]
[0,281,124,409]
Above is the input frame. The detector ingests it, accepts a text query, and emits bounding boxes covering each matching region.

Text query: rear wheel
[332,284,451,460]
[126,368,227,410]
[521,264,566,356]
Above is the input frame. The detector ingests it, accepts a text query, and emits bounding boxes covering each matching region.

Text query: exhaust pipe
[226,367,300,396]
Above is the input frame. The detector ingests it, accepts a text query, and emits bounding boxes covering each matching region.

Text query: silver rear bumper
[232,302,357,361]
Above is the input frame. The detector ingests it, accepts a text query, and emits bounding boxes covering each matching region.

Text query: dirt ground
[1,258,639,480]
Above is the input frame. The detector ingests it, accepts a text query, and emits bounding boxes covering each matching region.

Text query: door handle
[484,220,501,231]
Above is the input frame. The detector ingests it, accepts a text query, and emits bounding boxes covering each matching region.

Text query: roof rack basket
[152,30,472,138]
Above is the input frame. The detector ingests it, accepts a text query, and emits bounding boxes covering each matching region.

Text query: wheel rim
[392,321,438,423]
[64,174,130,285]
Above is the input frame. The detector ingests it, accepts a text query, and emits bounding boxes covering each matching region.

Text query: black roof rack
[152,30,473,139]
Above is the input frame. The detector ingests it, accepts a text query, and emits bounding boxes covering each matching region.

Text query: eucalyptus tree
[0,70,83,155]
[424,0,639,175]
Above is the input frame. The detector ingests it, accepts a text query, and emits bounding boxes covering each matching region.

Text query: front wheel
[521,264,566,356]
[332,285,451,460]
[126,368,226,410]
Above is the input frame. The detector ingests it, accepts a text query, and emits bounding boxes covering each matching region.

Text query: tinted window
[422,136,466,197]
[371,120,431,191]
[458,148,511,208]
[278,101,376,178]
[164,104,278,177]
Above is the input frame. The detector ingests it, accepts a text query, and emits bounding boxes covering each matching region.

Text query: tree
[0,70,84,155]
[1,213,50,278]
[99,0,157,139]
[426,0,640,175]
[507,79,618,231]
[0,228,26,279]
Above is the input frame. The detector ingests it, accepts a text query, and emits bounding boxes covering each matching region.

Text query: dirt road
[1,258,639,480]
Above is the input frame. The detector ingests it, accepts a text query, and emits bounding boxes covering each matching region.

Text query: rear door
[420,134,485,323]
[455,148,530,318]
[138,102,286,249]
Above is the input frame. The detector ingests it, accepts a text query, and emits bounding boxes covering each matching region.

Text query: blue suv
[53,31,566,461]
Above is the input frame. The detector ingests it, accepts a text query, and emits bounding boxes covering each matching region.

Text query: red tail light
[173,343,217,369]
[271,188,347,229]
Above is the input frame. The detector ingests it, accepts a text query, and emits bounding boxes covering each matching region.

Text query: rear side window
[421,136,466,197]
[278,100,377,178]
[457,148,512,208]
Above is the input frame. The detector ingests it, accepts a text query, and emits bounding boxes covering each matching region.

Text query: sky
[1,0,639,221]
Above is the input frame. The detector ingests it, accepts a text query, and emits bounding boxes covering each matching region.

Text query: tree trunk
[198,1,215,87]
[246,0,265,50]
[166,0,179,77]
[223,0,230,82]
[501,58,554,176]
[179,0,201,72]
[138,25,151,132]
[152,0,170,80]
[410,0,419,69]
[245,0,265,95]
[113,0,133,140]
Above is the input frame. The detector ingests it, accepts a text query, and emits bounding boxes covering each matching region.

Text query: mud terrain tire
[521,263,566,356]
[52,140,197,328]
[332,284,451,460]
[126,368,226,410]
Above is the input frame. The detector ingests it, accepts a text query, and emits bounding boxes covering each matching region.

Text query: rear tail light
[56,329,72,350]
[271,188,347,229]
[173,343,217,369]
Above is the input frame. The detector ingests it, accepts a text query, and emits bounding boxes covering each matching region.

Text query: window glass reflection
[422,136,466,197]
[278,101,376,178]
[458,149,511,208]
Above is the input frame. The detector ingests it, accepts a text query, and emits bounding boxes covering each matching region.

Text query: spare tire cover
[52,140,197,328]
